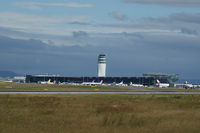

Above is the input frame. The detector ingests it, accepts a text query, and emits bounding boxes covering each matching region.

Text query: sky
[0,0,200,79]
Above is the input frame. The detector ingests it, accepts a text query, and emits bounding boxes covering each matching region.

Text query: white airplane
[184,81,194,89]
[0,79,13,83]
[82,80,103,86]
[129,82,144,87]
[156,79,169,88]
[109,81,126,86]
[41,79,54,84]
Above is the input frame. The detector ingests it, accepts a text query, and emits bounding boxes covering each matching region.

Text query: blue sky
[0,0,200,80]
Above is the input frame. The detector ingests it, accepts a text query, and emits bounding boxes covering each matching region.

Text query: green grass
[0,94,200,133]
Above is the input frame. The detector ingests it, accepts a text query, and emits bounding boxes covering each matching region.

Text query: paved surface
[0,91,200,94]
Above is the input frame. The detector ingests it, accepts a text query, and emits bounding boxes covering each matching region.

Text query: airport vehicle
[129,82,144,87]
[156,79,169,88]
[82,80,103,86]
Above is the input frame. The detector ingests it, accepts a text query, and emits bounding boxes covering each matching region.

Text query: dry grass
[0,94,200,133]
[1,82,198,92]
[0,83,135,91]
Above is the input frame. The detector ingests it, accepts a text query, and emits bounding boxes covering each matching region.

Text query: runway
[0,91,200,94]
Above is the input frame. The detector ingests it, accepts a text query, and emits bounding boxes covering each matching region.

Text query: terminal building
[25,75,155,85]
[25,54,179,86]
[143,73,179,85]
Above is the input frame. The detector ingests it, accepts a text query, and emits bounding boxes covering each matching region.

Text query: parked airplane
[156,79,169,88]
[109,81,126,86]
[82,80,103,86]
[41,79,54,84]
[129,82,144,87]
[0,79,13,83]
[184,81,194,89]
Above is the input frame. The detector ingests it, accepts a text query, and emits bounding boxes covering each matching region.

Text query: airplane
[129,82,144,87]
[184,81,194,89]
[82,80,103,86]
[0,79,13,83]
[156,79,169,88]
[109,81,126,86]
[41,79,54,84]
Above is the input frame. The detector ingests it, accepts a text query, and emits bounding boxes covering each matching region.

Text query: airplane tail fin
[156,79,160,84]
[48,79,51,83]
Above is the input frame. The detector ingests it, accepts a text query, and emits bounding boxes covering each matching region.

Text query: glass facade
[143,73,179,84]
[26,75,155,86]
[25,73,178,86]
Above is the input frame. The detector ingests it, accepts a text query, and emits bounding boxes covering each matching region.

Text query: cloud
[68,21,92,26]
[109,11,127,21]
[73,31,88,38]
[170,13,200,24]
[0,12,89,36]
[0,34,200,79]
[122,0,200,8]
[180,28,198,35]
[103,12,200,36]
[15,2,93,10]
[66,3,93,7]
[1,11,200,48]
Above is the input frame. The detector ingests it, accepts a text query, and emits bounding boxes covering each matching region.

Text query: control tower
[98,54,106,77]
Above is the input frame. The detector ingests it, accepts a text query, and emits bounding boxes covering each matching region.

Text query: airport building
[25,75,155,85]
[25,73,178,86]
[25,55,179,86]
[143,73,179,85]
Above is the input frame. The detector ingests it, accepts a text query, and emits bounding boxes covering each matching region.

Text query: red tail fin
[156,79,160,84]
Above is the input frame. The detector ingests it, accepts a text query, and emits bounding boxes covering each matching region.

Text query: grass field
[0,94,200,133]
[0,83,131,91]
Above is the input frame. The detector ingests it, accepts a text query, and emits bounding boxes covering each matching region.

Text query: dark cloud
[1,33,200,79]
[109,11,127,21]
[180,28,198,35]
[103,13,200,38]
[1,12,200,47]
[0,36,46,51]
[170,13,200,24]
[0,35,94,76]
[122,0,200,8]
[68,21,92,26]
[72,31,88,38]
[1,12,200,79]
